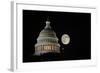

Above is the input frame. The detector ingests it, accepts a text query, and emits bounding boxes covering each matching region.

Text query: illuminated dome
[34,20,60,55]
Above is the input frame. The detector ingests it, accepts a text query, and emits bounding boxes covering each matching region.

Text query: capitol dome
[34,20,60,55]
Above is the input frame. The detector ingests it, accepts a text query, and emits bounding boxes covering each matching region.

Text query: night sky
[23,10,91,62]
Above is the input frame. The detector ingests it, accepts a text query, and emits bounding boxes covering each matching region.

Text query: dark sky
[23,10,91,62]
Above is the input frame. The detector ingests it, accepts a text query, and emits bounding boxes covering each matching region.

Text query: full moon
[61,34,70,45]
